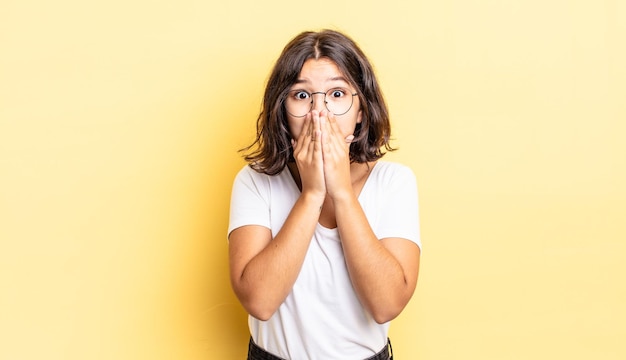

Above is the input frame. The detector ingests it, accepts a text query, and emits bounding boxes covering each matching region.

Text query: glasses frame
[284,88,358,118]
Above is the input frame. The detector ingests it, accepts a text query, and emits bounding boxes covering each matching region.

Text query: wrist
[300,190,326,208]
[328,188,357,204]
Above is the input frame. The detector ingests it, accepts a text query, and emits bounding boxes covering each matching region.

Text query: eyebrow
[293,76,350,85]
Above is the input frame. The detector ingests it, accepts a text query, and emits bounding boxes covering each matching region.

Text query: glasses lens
[325,88,354,116]
[284,88,355,117]
[285,90,311,117]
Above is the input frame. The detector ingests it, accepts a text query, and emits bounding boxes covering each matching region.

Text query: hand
[291,111,325,198]
[319,110,354,200]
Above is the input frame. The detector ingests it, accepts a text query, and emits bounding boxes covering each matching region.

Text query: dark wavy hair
[241,29,395,175]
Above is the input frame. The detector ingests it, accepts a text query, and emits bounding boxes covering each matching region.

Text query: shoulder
[236,164,264,178]
[234,164,273,183]
[233,164,291,192]
[370,161,416,186]
[372,161,414,175]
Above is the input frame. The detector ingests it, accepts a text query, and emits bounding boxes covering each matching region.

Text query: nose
[310,92,326,113]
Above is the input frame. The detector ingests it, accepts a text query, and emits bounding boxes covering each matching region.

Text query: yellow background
[1,0,625,359]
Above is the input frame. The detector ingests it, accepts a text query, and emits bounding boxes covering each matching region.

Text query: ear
[356,108,363,124]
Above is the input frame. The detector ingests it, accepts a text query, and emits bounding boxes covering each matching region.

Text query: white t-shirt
[228,161,421,359]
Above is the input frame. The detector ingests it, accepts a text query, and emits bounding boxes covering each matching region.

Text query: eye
[329,88,346,98]
[291,90,310,101]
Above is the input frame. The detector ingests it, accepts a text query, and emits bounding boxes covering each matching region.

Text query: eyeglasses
[284,87,358,117]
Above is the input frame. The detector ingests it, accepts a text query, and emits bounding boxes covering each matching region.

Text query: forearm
[334,193,415,323]
[233,192,323,320]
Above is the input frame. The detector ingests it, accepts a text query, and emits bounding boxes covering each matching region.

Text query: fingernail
[345,135,355,142]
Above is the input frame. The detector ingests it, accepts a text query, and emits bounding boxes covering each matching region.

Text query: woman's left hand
[320,110,354,200]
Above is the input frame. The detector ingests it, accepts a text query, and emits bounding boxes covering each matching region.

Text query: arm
[321,113,421,323]
[229,192,323,320]
[229,113,325,320]
[334,194,420,324]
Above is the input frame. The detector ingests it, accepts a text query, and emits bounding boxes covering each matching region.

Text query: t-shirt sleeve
[376,164,422,249]
[227,166,271,239]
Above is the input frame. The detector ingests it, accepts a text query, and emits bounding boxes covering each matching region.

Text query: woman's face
[286,58,362,140]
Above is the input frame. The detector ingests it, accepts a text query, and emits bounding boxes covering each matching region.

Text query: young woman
[228,29,421,360]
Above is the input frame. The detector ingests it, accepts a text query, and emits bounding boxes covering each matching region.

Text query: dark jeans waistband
[247,337,393,360]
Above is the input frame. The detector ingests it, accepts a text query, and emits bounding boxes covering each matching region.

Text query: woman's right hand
[292,110,326,199]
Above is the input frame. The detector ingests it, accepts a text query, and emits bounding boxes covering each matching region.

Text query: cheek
[287,118,304,139]
[337,113,361,137]
[329,122,349,141]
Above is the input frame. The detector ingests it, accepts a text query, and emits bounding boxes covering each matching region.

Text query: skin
[229,58,420,323]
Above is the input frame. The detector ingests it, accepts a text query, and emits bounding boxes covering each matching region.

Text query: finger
[311,112,319,142]
[326,111,341,137]
[294,114,311,152]
[307,111,319,151]
[312,113,324,163]
[318,110,331,143]
[318,109,327,130]
[322,114,350,160]
[326,114,353,148]
[324,112,345,150]
[305,112,312,133]
[298,113,312,143]
[303,114,316,153]
[313,130,322,147]
[315,129,324,154]
[312,110,320,137]
[293,114,313,158]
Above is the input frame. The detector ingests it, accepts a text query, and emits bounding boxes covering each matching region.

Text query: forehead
[295,58,350,85]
